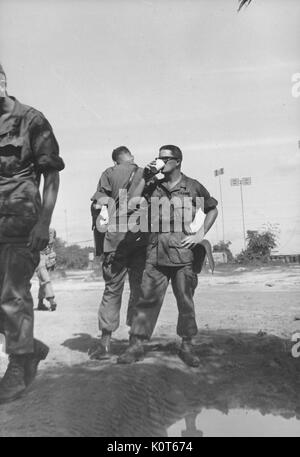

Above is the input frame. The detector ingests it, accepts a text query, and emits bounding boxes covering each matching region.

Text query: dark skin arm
[128,161,161,209]
[128,160,160,201]
[27,170,60,251]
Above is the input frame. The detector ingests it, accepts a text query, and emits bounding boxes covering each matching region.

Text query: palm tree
[238,0,253,11]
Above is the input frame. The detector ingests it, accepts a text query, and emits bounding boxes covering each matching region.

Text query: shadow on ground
[61,332,179,357]
[0,330,299,437]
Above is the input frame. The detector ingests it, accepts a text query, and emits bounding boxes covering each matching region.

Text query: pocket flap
[168,234,185,248]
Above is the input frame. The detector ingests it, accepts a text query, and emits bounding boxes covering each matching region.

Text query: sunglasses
[156,156,177,164]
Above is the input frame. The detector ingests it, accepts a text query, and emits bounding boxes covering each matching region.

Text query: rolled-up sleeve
[194,180,218,214]
[30,114,65,173]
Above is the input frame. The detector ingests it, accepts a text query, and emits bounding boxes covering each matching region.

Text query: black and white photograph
[0,0,299,439]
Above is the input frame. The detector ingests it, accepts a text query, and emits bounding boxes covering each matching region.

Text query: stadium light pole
[230,177,252,249]
[64,209,69,245]
[239,180,246,247]
[214,168,225,243]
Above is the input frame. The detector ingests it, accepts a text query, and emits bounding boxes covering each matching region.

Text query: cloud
[204,61,300,76]
[272,149,300,175]
[186,137,297,151]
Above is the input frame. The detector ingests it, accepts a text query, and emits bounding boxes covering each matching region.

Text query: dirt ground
[0,264,299,437]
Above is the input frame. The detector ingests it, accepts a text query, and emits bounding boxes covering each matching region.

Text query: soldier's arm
[28,170,60,251]
[181,181,218,248]
[28,111,64,251]
[128,175,160,211]
[197,181,218,236]
[91,169,112,208]
[203,207,218,235]
[130,164,160,201]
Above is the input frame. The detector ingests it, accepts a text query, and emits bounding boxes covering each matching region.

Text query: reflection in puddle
[0,334,6,358]
[168,409,300,437]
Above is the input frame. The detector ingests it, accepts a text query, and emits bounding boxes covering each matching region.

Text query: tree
[236,224,279,263]
[213,240,234,262]
[54,238,94,270]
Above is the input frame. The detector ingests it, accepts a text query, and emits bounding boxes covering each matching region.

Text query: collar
[159,173,188,194]
[115,162,137,167]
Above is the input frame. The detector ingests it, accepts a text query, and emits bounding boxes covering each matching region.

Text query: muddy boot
[24,339,49,387]
[0,355,26,404]
[37,299,50,311]
[89,331,112,360]
[178,339,200,368]
[117,336,145,364]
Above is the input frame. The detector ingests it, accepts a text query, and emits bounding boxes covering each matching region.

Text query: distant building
[88,251,95,270]
[270,253,300,264]
[212,252,228,264]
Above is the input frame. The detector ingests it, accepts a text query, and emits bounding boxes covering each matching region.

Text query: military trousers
[0,244,39,354]
[98,245,147,333]
[130,262,198,340]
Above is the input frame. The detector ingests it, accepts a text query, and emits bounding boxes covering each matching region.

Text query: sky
[1,0,300,254]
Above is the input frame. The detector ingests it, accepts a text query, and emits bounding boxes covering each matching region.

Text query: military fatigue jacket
[145,173,218,267]
[0,98,64,243]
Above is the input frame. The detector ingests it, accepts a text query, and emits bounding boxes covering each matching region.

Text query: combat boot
[117,336,145,364]
[37,299,50,311]
[49,299,57,312]
[24,339,49,386]
[89,331,112,360]
[178,339,200,368]
[0,354,26,403]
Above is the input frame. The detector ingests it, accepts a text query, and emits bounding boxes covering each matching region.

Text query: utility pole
[214,168,225,243]
[64,209,69,245]
[230,177,252,249]
[239,180,246,248]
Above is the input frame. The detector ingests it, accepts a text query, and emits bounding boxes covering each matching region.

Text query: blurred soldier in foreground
[118,145,218,367]
[36,228,58,311]
[0,64,64,403]
[89,146,148,360]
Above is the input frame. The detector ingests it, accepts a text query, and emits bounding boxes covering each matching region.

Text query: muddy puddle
[168,409,300,437]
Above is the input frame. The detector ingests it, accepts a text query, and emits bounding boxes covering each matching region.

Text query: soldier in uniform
[118,145,218,367]
[0,64,64,402]
[88,146,148,359]
[36,227,58,311]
